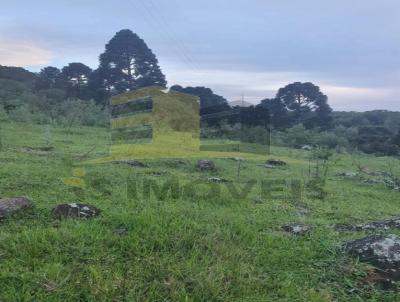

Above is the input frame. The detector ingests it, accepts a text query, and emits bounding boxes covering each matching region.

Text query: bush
[54,100,109,128]
[284,124,317,148]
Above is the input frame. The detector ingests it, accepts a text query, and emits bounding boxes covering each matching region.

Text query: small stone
[52,203,101,219]
[207,177,226,183]
[335,171,357,177]
[281,224,311,235]
[266,159,287,166]
[197,160,216,171]
[0,197,33,219]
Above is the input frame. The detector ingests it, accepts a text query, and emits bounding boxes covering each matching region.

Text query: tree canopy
[276,82,332,129]
[98,29,167,94]
[3,28,398,155]
[170,85,229,110]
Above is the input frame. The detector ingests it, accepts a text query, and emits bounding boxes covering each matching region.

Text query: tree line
[1,29,400,155]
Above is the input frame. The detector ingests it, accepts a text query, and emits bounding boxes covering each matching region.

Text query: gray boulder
[197,160,216,171]
[207,177,226,183]
[336,217,400,232]
[52,203,101,219]
[345,234,400,281]
[301,145,313,151]
[0,197,33,219]
[266,159,287,166]
[335,171,357,177]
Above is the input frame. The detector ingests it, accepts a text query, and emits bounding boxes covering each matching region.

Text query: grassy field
[1,121,400,301]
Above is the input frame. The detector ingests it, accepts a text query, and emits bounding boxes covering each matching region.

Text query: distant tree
[170,85,229,110]
[87,69,111,107]
[259,98,288,129]
[276,82,332,129]
[392,130,400,147]
[61,63,92,99]
[98,29,166,94]
[0,79,31,112]
[364,110,387,126]
[34,66,62,90]
[311,100,333,129]
[170,85,231,127]
[0,65,36,83]
[284,124,317,148]
[356,126,399,155]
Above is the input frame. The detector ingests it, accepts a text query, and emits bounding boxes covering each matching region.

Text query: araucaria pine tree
[98,29,167,94]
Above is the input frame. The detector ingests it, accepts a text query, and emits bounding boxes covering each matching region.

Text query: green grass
[1,121,400,301]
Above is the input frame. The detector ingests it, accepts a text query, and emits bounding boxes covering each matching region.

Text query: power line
[145,0,203,71]
[133,0,202,74]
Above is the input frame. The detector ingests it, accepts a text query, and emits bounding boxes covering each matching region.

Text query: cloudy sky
[1,0,399,111]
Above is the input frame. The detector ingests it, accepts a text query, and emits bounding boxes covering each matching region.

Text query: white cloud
[0,39,53,67]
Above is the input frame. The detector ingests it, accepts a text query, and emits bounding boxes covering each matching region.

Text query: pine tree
[276,82,332,129]
[34,66,62,90]
[61,63,92,100]
[98,29,166,94]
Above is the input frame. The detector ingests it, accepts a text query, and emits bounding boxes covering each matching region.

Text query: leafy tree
[170,85,231,128]
[87,69,111,107]
[98,29,166,94]
[170,85,229,110]
[332,111,370,128]
[0,65,36,83]
[310,99,333,129]
[0,79,32,112]
[259,98,288,129]
[61,63,92,99]
[276,82,332,129]
[34,66,62,91]
[364,110,387,126]
[391,130,400,148]
[356,126,398,155]
[284,124,317,148]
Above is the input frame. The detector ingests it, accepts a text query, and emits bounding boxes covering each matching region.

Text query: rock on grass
[197,160,216,171]
[335,171,357,177]
[0,197,33,219]
[52,203,101,219]
[336,217,400,232]
[281,224,312,235]
[207,177,227,183]
[266,159,287,166]
[345,234,400,283]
